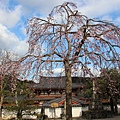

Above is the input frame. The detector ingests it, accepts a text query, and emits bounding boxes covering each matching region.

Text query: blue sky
[0,0,120,57]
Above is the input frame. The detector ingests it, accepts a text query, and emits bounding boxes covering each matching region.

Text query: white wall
[72,107,82,117]
[2,106,85,119]
[45,106,83,118]
[45,107,63,118]
[3,105,120,119]
[117,105,120,114]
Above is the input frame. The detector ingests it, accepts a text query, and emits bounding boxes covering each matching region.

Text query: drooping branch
[21,2,120,119]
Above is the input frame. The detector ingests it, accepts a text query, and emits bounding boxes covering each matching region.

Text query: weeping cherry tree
[22,2,120,120]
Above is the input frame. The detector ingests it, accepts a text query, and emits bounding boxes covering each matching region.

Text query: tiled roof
[43,96,86,107]
[30,76,84,89]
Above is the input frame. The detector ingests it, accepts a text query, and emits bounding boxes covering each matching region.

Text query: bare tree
[22,2,120,120]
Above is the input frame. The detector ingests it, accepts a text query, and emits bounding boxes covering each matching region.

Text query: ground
[46,115,120,120]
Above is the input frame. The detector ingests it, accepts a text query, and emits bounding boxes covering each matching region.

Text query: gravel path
[47,115,120,120]
[75,115,120,120]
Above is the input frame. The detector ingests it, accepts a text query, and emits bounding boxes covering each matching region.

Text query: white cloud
[53,68,65,76]
[15,0,120,24]
[115,17,120,26]
[77,0,120,18]
[20,26,27,36]
[0,0,119,58]
[43,67,100,77]
[101,15,113,22]
[0,24,28,56]
[0,0,22,28]
[0,0,119,27]
[15,0,73,17]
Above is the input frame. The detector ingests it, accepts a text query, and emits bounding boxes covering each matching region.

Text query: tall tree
[5,80,35,120]
[0,50,19,119]
[22,2,120,120]
[99,68,120,114]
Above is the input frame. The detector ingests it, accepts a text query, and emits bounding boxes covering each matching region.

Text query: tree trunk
[0,95,3,120]
[64,61,72,120]
[0,106,2,120]
[0,80,3,120]
[17,109,22,120]
[110,97,114,114]
[15,91,22,120]
[114,98,118,115]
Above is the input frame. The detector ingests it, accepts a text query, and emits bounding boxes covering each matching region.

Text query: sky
[0,0,120,57]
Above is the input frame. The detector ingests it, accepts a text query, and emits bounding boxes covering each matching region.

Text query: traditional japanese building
[29,76,85,105]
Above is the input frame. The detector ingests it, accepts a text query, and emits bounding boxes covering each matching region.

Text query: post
[64,101,66,120]
[93,79,96,100]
